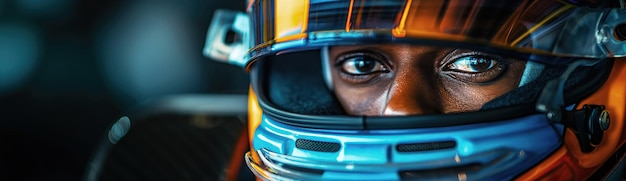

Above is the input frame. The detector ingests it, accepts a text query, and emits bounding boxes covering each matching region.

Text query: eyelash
[335,51,389,83]
[442,54,507,83]
[334,50,508,84]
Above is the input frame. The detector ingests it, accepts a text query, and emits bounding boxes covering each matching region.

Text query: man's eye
[449,56,497,73]
[339,55,387,75]
[444,55,506,83]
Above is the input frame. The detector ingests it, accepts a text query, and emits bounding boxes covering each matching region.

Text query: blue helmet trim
[248,113,563,180]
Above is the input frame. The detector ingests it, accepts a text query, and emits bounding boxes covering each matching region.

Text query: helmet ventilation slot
[396,141,457,152]
[295,139,341,152]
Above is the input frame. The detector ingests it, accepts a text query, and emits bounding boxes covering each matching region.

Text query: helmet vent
[396,141,457,152]
[295,139,340,152]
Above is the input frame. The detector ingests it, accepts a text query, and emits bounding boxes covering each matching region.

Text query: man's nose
[382,70,439,116]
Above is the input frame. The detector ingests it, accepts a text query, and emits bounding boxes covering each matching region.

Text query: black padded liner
[481,61,599,110]
[263,50,345,115]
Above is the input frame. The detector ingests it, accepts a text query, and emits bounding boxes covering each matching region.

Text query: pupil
[355,58,375,72]
[469,57,490,71]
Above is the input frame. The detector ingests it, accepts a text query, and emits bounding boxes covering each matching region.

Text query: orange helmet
[206,0,626,180]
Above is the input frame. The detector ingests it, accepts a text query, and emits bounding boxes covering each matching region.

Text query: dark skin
[326,44,527,116]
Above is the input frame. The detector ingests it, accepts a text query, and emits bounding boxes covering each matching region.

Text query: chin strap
[536,59,609,152]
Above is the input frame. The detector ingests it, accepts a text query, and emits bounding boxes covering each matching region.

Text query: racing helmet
[205,0,626,180]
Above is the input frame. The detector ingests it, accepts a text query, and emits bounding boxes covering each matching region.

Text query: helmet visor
[246,0,626,68]
[251,46,608,128]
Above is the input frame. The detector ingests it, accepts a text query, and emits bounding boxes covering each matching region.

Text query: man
[325,44,527,115]
[205,0,626,180]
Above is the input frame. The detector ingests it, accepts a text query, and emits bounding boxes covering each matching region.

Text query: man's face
[326,44,527,116]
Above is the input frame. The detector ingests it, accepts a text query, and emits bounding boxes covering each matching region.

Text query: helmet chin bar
[536,59,609,153]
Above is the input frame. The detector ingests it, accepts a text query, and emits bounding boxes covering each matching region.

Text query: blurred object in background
[0,21,41,96]
[96,0,248,108]
[15,0,74,18]
[0,0,74,96]
[84,94,254,181]
[97,1,207,106]
[0,0,247,180]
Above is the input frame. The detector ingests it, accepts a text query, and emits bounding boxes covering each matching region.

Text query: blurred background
[0,0,249,180]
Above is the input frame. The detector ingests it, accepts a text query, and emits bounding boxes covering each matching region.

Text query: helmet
[205,0,626,180]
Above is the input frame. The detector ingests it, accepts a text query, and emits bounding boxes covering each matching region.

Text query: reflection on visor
[246,0,626,67]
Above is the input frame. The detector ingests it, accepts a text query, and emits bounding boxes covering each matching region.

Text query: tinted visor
[246,0,626,68]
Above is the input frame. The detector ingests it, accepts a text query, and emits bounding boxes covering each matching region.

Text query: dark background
[0,0,248,180]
